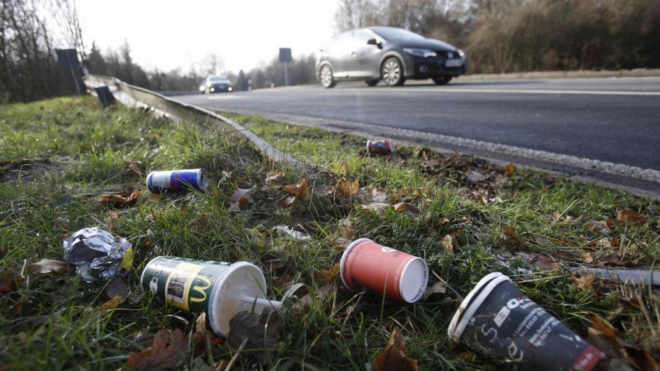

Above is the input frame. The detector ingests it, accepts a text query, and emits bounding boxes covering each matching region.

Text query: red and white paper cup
[340,238,428,303]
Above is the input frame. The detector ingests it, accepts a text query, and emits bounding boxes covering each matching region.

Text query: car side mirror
[367,38,381,48]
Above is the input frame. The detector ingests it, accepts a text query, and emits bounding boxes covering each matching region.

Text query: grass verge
[0,97,658,370]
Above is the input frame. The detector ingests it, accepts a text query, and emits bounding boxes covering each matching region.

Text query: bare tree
[49,0,87,64]
[335,0,381,31]
[201,53,224,76]
[0,0,68,102]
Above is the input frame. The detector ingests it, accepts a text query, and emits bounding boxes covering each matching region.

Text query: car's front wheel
[320,65,336,88]
[432,76,452,85]
[381,57,405,86]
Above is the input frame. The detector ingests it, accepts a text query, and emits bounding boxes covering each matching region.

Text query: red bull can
[146,169,208,193]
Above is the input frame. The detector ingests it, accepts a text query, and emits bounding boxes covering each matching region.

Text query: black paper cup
[448,272,604,371]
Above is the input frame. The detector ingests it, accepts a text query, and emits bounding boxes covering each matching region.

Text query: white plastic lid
[447,272,509,341]
[399,257,428,303]
[208,262,268,336]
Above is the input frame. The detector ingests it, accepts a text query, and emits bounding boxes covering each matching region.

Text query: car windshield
[209,76,229,83]
[369,27,427,42]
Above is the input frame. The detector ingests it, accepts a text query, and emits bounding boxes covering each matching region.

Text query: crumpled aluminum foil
[63,227,132,281]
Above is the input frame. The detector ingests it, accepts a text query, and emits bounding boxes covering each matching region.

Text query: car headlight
[458,49,465,59]
[228,87,233,92]
[403,48,437,58]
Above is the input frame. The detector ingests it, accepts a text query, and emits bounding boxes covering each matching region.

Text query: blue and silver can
[146,169,209,193]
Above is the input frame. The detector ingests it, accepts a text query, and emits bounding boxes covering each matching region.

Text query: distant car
[316,26,467,88]
[199,75,234,94]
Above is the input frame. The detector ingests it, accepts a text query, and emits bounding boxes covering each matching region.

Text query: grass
[0,97,658,370]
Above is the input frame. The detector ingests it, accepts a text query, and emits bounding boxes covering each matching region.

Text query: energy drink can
[146,169,208,193]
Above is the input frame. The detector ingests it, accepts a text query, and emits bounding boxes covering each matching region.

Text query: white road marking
[411,87,660,96]
[262,113,660,185]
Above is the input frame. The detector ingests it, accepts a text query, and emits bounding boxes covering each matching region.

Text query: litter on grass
[448,272,604,371]
[146,169,208,193]
[340,238,428,303]
[62,227,133,281]
[141,257,285,336]
[366,139,394,154]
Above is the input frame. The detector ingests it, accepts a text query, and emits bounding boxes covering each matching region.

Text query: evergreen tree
[87,42,107,75]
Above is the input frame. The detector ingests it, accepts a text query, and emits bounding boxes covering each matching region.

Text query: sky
[75,0,339,75]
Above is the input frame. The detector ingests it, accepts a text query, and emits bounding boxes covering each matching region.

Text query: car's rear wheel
[381,57,405,86]
[365,79,379,87]
[320,65,336,88]
[432,76,452,85]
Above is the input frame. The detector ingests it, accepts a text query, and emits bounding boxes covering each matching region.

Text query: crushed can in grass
[366,139,394,154]
[447,272,604,371]
[141,256,283,336]
[340,238,428,303]
[146,169,208,193]
[63,227,133,281]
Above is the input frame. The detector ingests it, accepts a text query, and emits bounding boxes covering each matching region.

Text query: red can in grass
[339,238,428,303]
[366,139,394,154]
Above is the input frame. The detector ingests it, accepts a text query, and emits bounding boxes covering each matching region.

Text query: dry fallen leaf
[281,178,308,198]
[581,251,594,263]
[503,226,528,250]
[228,186,256,212]
[264,172,284,187]
[421,281,447,301]
[192,312,222,352]
[363,202,391,215]
[106,211,119,233]
[587,315,659,371]
[504,162,516,177]
[441,234,454,254]
[530,254,560,271]
[27,259,74,276]
[99,297,122,310]
[595,253,639,267]
[125,328,188,371]
[338,218,354,240]
[334,237,352,250]
[227,310,280,366]
[190,214,209,233]
[616,209,647,227]
[371,188,388,202]
[373,327,418,371]
[315,263,340,283]
[0,272,24,294]
[465,169,486,184]
[337,178,360,197]
[394,202,420,218]
[573,274,596,290]
[99,191,140,206]
[125,161,143,176]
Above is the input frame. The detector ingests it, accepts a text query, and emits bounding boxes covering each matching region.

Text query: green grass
[0,97,658,370]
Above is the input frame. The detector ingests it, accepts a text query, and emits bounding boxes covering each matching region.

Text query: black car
[316,26,467,88]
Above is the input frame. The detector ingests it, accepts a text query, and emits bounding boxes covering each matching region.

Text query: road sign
[279,48,292,63]
[56,49,81,69]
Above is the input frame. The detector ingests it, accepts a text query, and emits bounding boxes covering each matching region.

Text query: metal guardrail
[83,74,306,171]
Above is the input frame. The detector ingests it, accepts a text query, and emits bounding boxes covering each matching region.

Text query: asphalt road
[174,77,660,198]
